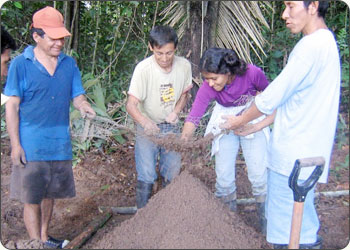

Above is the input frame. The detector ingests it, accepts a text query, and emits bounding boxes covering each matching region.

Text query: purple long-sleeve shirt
[186,64,269,126]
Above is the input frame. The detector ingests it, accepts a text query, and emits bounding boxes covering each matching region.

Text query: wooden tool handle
[298,157,325,167]
[289,202,304,249]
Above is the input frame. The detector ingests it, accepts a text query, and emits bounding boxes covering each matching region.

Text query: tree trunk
[72,1,80,53]
[91,1,101,75]
[63,1,71,52]
[62,1,79,54]
[208,1,219,48]
[177,1,216,105]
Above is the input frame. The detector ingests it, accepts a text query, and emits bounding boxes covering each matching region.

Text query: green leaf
[122,8,132,17]
[92,84,107,114]
[113,132,126,144]
[70,109,81,121]
[107,49,114,56]
[130,1,139,7]
[92,106,109,118]
[101,184,110,191]
[272,50,283,58]
[83,79,99,90]
[104,44,112,50]
[13,1,23,9]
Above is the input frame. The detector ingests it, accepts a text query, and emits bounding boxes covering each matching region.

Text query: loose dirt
[1,135,349,249]
[84,170,269,249]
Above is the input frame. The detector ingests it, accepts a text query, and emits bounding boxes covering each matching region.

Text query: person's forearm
[73,94,88,110]
[73,94,96,119]
[254,109,276,131]
[181,121,196,140]
[126,95,150,126]
[221,101,265,130]
[5,98,21,148]
[241,101,265,126]
[126,95,160,135]
[173,92,189,114]
[127,104,148,126]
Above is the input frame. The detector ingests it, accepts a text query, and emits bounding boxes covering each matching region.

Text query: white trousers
[205,102,270,198]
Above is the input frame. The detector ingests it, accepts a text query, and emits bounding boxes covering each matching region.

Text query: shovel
[288,156,325,249]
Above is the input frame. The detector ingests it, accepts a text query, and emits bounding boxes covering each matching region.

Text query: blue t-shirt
[4,45,85,161]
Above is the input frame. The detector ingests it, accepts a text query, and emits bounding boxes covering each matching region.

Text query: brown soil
[1,135,349,249]
[84,170,269,249]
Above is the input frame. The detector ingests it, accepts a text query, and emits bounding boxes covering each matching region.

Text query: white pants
[205,102,270,198]
[266,169,319,244]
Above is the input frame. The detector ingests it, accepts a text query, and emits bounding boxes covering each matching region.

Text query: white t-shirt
[255,29,341,183]
[128,55,192,124]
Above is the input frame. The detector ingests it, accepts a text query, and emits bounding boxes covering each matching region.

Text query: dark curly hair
[199,48,247,76]
[1,26,16,54]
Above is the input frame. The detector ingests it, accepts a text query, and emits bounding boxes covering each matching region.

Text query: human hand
[234,124,257,137]
[180,133,190,142]
[219,115,243,130]
[165,112,179,124]
[142,119,160,136]
[11,145,26,167]
[79,101,96,119]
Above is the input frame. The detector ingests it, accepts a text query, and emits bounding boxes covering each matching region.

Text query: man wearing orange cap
[4,6,95,248]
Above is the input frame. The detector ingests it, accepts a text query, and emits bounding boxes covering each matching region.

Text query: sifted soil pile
[1,136,349,249]
[86,170,269,249]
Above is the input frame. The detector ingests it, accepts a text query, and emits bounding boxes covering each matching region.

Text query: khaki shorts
[10,160,76,204]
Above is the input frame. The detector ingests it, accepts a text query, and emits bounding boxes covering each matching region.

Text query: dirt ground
[1,135,349,249]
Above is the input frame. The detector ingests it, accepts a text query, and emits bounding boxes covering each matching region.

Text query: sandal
[44,236,69,249]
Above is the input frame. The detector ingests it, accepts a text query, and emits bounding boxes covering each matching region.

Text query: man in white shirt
[220,1,340,248]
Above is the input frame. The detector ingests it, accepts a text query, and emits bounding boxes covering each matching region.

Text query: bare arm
[5,96,26,166]
[180,121,196,140]
[234,110,276,136]
[166,91,190,124]
[73,94,96,119]
[220,101,264,130]
[126,94,159,134]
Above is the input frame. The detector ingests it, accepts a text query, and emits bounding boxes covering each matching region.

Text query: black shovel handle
[288,157,325,202]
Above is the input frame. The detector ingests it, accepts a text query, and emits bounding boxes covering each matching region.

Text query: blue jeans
[266,169,319,244]
[214,130,268,198]
[135,123,181,184]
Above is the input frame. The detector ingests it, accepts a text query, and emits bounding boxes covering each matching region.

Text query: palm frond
[160,1,272,63]
[217,1,271,63]
[160,1,188,39]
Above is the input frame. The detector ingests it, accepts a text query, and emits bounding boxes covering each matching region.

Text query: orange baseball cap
[31,6,71,39]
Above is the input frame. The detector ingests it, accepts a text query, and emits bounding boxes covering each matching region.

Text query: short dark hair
[30,27,45,38]
[1,26,16,54]
[149,26,178,49]
[303,1,329,18]
[199,48,247,76]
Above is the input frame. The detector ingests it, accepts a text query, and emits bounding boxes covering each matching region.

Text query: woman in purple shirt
[181,48,275,235]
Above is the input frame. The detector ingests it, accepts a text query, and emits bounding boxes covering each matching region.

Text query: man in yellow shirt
[126,26,192,209]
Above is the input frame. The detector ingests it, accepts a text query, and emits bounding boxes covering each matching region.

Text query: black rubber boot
[136,180,153,209]
[256,201,267,236]
[219,192,237,212]
[273,235,323,249]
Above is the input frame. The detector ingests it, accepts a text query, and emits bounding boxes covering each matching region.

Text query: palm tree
[160,1,271,88]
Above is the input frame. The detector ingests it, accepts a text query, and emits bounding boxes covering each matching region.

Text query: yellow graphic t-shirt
[128,55,192,123]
